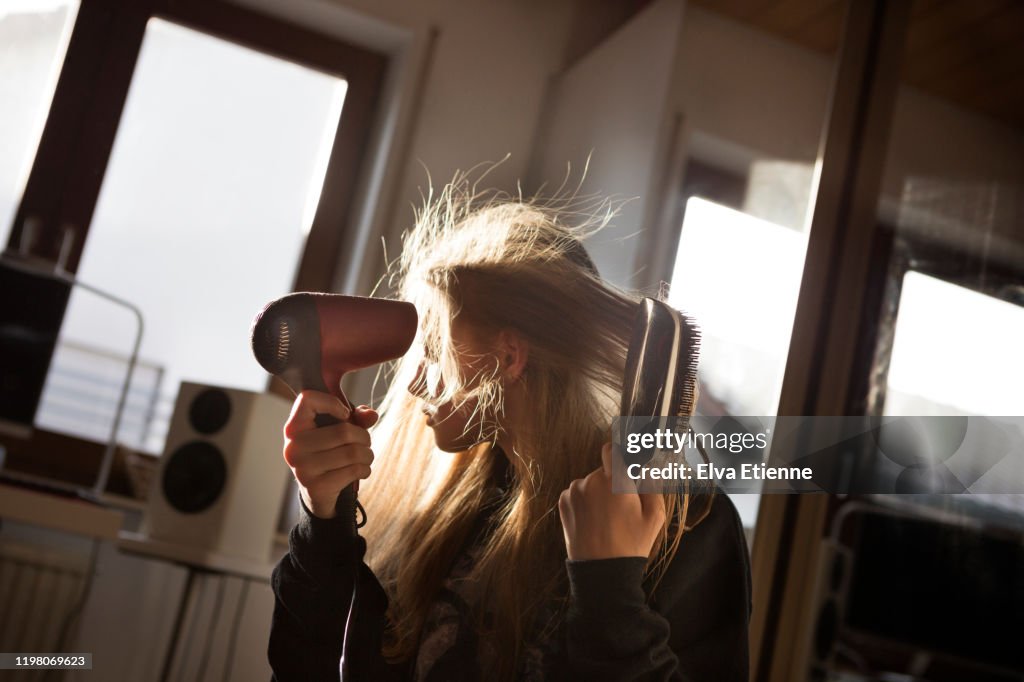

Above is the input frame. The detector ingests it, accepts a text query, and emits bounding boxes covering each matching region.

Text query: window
[36,18,348,454]
[2,0,384,472]
[668,196,808,530]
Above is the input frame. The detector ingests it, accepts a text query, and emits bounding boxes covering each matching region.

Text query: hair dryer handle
[313,411,359,538]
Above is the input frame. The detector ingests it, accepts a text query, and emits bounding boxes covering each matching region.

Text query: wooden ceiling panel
[948,41,1024,97]
[905,2,1024,87]
[973,88,1024,125]
[746,0,830,36]
[904,0,1012,57]
[690,0,776,21]
[910,0,946,21]
[788,2,844,54]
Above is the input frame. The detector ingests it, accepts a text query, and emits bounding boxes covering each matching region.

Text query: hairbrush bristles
[621,298,701,421]
[675,314,701,419]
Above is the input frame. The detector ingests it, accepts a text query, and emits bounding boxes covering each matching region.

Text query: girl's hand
[558,443,666,560]
[282,390,379,519]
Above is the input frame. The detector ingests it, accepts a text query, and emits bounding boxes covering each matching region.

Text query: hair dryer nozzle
[250,292,418,400]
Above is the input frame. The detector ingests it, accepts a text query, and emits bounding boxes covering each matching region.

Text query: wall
[527,0,686,289]
[232,0,580,300]
[673,6,833,168]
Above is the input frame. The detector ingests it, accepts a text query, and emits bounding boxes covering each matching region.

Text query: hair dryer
[251,292,416,680]
[251,291,417,528]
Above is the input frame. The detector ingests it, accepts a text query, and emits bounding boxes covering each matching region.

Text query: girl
[268,180,751,681]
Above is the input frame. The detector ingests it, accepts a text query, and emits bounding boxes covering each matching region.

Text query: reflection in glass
[885,272,1024,417]
[867,0,1024,532]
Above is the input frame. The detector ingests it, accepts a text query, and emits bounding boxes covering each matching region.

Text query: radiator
[0,541,92,682]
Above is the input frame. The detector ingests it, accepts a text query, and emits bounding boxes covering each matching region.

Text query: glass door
[761,2,1024,680]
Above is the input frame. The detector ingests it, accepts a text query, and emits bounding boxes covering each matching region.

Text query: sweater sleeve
[563,493,752,681]
[268,496,403,682]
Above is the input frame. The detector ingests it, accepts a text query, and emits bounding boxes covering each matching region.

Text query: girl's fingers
[351,405,379,429]
[600,442,613,477]
[285,390,350,437]
[557,488,574,524]
[288,421,371,453]
[291,444,374,480]
[306,462,373,506]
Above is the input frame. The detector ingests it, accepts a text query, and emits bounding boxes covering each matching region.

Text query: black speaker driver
[162,441,227,514]
[189,388,232,434]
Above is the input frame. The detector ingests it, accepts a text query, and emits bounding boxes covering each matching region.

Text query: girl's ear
[496,329,529,380]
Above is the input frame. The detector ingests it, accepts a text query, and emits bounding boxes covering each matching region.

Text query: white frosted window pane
[883,273,1024,522]
[669,197,807,417]
[885,271,1024,417]
[36,18,347,454]
[0,1,79,245]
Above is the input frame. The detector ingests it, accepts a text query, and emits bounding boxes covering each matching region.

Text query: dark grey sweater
[268,482,751,681]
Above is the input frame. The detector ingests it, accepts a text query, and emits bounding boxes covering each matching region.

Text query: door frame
[749,2,914,680]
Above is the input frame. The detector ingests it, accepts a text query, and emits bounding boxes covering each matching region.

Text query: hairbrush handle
[313,411,360,537]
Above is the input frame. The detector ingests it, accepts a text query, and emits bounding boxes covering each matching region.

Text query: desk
[117,532,275,580]
[0,482,124,540]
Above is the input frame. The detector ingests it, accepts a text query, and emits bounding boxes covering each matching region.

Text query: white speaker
[139,382,291,568]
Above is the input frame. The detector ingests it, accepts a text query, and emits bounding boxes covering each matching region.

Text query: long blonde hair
[361,174,706,679]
